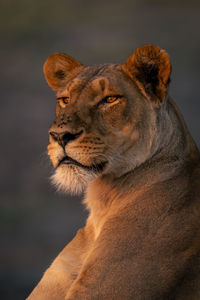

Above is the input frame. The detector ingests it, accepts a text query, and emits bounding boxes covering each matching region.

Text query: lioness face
[44,46,171,194]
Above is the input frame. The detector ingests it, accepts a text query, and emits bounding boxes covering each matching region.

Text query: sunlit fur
[51,165,97,195]
[28,45,200,300]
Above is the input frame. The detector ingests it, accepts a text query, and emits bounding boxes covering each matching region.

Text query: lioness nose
[49,130,83,148]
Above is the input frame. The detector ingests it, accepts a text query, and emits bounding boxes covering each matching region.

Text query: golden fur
[28,45,200,299]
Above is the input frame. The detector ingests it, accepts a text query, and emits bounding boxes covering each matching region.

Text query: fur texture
[28,45,200,300]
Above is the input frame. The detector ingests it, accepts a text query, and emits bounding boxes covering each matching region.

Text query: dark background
[1,0,200,299]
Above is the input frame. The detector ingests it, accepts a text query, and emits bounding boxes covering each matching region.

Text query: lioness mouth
[57,156,107,173]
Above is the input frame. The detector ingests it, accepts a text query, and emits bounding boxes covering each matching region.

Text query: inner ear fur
[43,53,83,91]
[123,45,171,104]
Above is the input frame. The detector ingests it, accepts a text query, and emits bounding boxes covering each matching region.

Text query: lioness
[28,45,200,299]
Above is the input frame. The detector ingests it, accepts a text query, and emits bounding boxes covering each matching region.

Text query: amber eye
[104,95,122,104]
[57,97,70,108]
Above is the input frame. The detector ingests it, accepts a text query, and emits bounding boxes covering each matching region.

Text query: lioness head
[44,45,171,194]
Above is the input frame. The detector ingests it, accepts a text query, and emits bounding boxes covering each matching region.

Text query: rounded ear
[43,53,83,91]
[123,45,171,104]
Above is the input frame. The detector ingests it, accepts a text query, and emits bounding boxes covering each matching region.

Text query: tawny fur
[28,45,200,300]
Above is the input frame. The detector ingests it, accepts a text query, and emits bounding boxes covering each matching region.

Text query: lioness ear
[123,45,171,104]
[43,53,83,91]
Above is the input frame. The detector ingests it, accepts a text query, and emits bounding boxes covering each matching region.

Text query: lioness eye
[56,97,70,108]
[105,95,121,103]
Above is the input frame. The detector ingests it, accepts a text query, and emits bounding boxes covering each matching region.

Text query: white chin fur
[51,164,97,195]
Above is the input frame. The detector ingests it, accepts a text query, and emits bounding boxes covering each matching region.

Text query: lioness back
[28,45,200,300]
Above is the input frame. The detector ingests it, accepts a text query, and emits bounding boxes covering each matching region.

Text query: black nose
[49,130,83,148]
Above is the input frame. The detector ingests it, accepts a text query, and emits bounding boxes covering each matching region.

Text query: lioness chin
[28,45,200,300]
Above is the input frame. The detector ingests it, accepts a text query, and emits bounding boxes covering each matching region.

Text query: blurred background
[1,0,200,299]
